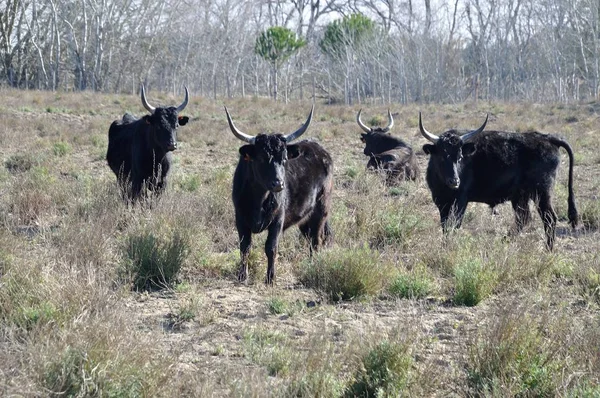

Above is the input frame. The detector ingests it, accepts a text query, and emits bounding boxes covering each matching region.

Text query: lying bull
[357,109,419,183]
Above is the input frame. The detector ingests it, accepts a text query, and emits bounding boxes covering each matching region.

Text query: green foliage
[346,341,413,397]
[52,141,71,157]
[320,14,378,60]
[299,246,393,302]
[389,269,433,299]
[42,345,160,397]
[243,328,292,377]
[467,312,564,397]
[122,230,189,291]
[453,258,496,306]
[267,297,287,315]
[255,26,306,69]
[289,371,346,398]
[581,200,600,230]
[177,173,201,192]
[371,209,424,249]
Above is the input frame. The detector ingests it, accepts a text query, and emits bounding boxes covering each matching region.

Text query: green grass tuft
[346,341,413,397]
[299,246,393,302]
[122,230,189,291]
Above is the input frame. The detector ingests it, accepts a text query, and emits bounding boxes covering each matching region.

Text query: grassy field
[0,88,598,397]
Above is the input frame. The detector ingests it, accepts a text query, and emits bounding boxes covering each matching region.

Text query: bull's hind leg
[511,195,531,233]
[300,191,332,253]
[535,191,558,250]
[299,215,330,254]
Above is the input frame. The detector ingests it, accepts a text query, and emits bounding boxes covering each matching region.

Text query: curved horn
[140,84,156,113]
[381,109,394,132]
[224,106,256,144]
[176,86,189,112]
[419,112,439,143]
[461,114,488,142]
[356,109,372,133]
[283,105,314,142]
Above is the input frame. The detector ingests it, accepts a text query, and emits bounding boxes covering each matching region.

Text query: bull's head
[357,109,394,156]
[419,112,488,190]
[224,106,314,193]
[141,85,189,152]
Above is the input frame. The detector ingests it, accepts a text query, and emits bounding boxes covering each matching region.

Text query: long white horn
[381,109,394,132]
[356,109,372,133]
[140,84,155,113]
[224,106,256,144]
[283,105,314,142]
[176,86,189,112]
[461,114,488,142]
[419,112,439,143]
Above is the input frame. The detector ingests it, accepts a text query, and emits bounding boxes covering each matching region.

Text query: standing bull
[357,109,419,183]
[419,113,577,250]
[106,85,189,201]
[225,106,333,284]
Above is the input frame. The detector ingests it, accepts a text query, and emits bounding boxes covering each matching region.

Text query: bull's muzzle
[168,143,177,151]
[447,177,460,190]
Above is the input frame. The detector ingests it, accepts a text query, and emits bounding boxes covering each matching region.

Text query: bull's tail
[550,136,578,228]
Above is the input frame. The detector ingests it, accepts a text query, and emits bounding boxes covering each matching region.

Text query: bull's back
[106,120,135,177]
[467,131,561,202]
[284,141,333,226]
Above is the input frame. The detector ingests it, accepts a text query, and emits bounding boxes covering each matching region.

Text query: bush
[346,341,413,397]
[466,310,564,397]
[5,153,37,172]
[389,269,433,299]
[453,257,496,306]
[299,246,393,302]
[52,141,71,157]
[122,230,189,290]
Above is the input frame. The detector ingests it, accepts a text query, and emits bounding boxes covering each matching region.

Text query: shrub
[299,246,393,302]
[177,174,201,192]
[52,141,71,157]
[122,230,189,290]
[370,207,426,250]
[453,257,496,306]
[346,341,413,397]
[466,309,564,397]
[580,200,600,230]
[5,153,37,172]
[389,269,433,299]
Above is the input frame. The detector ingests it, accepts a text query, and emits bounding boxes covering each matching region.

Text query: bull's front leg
[265,220,283,285]
[237,225,252,283]
[439,197,468,232]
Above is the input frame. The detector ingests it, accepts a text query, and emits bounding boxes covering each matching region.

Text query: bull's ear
[239,145,255,161]
[462,143,476,157]
[422,144,436,155]
[143,115,151,125]
[178,116,189,126]
[287,144,302,159]
[360,134,367,143]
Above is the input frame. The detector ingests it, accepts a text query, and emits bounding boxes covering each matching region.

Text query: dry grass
[0,88,598,396]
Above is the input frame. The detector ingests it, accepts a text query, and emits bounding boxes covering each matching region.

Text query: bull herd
[106,86,579,284]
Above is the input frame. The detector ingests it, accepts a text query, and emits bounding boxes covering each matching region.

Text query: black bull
[106,85,189,201]
[419,113,578,250]
[357,109,419,183]
[225,106,333,284]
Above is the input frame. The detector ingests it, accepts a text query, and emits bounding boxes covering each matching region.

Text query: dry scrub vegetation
[0,89,599,396]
